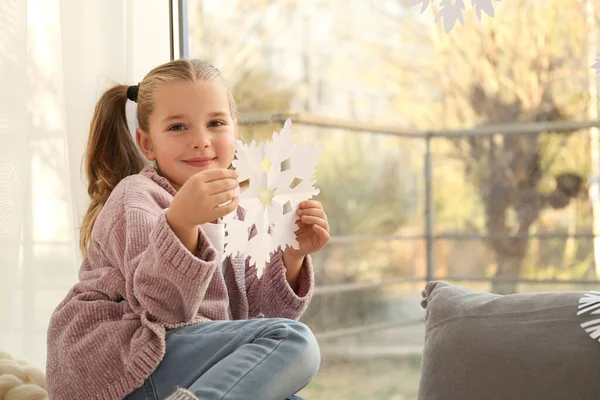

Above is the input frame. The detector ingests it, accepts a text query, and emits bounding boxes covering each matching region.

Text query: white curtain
[0,0,171,371]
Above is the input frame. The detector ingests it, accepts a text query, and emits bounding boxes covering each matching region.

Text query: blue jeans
[125,318,320,400]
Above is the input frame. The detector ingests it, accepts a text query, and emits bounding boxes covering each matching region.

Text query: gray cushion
[418,281,600,400]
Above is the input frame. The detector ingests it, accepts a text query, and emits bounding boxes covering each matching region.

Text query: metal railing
[239,112,600,340]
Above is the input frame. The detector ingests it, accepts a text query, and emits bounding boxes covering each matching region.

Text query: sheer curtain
[0,0,171,371]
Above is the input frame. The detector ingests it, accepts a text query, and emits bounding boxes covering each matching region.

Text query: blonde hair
[80,59,237,255]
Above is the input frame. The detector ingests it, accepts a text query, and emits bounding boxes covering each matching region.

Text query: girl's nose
[192,130,210,149]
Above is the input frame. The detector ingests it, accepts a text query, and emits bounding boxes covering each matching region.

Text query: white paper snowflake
[577,291,600,342]
[411,0,501,33]
[223,119,323,276]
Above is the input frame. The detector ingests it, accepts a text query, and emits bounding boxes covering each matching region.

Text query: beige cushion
[418,281,600,400]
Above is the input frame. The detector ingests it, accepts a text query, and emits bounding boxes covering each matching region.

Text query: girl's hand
[166,168,240,253]
[284,200,330,260]
[168,168,240,227]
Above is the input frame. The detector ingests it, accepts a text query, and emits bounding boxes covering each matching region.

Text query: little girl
[46,59,330,400]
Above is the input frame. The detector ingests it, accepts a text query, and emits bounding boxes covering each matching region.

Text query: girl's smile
[182,156,216,168]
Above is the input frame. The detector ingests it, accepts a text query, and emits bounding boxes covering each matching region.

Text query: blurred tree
[383,0,592,293]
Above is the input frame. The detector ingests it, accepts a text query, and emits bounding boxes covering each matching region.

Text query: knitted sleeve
[245,250,314,320]
[103,207,219,325]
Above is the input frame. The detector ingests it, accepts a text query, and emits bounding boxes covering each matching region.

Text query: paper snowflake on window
[223,119,323,276]
[411,0,501,33]
[578,291,600,342]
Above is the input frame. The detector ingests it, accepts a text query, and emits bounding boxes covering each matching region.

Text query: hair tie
[126,84,139,102]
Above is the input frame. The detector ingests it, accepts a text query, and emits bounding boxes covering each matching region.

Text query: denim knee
[285,320,321,382]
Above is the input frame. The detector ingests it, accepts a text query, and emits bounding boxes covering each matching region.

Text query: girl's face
[137,80,237,191]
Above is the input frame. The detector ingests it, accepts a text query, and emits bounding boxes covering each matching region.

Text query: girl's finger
[207,177,239,195]
[215,197,240,218]
[296,232,313,242]
[300,215,329,231]
[294,218,308,229]
[294,226,309,236]
[297,207,327,220]
[300,200,323,210]
[212,189,238,208]
[202,168,239,183]
[312,224,331,242]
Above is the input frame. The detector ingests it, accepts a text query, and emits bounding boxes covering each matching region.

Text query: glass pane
[240,123,425,236]
[432,237,596,291]
[432,130,592,237]
[300,282,424,399]
[311,239,425,285]
[188,0,405,120]
[299,353,421,399]
[184,1,600,398]
[302,282,424,331]
[429,238,495,280]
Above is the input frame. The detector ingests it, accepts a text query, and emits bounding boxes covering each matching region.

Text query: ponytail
[79,84,146,255]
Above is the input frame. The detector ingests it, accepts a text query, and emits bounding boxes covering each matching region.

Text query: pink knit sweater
[46,166,314,400]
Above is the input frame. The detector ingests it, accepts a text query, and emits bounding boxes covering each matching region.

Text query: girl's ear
[136,128,156,161]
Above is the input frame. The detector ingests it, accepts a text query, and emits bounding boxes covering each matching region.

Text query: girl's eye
[168,124,186,132]
[208,120,225,128]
